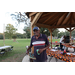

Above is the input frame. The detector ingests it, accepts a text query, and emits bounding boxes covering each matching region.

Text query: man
[26,27,50,62]
[60,35,66,51]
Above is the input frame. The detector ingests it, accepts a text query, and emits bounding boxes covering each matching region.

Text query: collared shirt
[30,34,49,62]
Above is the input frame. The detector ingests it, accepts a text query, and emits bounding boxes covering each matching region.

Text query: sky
[0,12,66,34]
[0,12,26,34]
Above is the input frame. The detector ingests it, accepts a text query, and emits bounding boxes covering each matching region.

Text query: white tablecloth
[0,46,11,50]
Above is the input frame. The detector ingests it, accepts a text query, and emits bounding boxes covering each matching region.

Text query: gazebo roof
[26,12,75,29]
[26,12,75,52]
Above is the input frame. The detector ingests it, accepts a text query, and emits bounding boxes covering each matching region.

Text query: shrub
[0,34,3,39]
[12,35,17,39]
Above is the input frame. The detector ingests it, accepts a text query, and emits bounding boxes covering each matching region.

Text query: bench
[0,46,13,54]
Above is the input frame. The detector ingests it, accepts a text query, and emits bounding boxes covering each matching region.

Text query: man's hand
[26,46,32,55]
[38,49,44,54]
[38,44,50,54]
[26,50,29,54]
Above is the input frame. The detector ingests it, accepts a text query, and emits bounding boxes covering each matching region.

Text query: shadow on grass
[0,51,26,62]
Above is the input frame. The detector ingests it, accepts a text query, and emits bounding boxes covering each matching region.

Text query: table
[49,42,60,45]
[0,46,13,54]
[62,43,75,52]
[47,48,75,62]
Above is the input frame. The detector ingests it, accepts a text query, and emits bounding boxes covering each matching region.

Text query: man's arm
[26,37,33,54]
[42,44,50,50]
[26,46,32,54]
[38,35,50,54]
[38,44,50,53]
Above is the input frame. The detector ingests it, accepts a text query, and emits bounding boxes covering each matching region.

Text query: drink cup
[36,49,40,55]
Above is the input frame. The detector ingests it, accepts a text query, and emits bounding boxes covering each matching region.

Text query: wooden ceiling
[26,12,75,29]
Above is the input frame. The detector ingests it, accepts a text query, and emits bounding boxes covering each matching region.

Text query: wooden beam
[44,12,65,25]
[36,23,52,28]
[57,12,69,26]
[65,27,75,32]
[43,12,59,23]
[41,12,54,18]
[71,27,75,31]
[62,12,71,25]
[30,16,35,22]
[65,28,70,32]
[72,12,75,21]
[29,12,37,17]
[36,23,75,29]
[31,12,43,26]
[49,21,57,27]
[37,13,55,23]
[71,13,75,24]
[49,12,65,25]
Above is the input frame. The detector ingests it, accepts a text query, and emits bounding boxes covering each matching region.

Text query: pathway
[22,55,64,62]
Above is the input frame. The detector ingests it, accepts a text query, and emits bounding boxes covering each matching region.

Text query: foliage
[11,12,31,38]
[23,26,31,38]
[10,12,30,26]
[12,34,17,39]
[58,31,65,38]
[52,29,59,37]
[40,28,59,37]
[40,28,50,36]
[58,30,70,38]
[5,24,17,39]
[0,34,3,39]
[64,30,69,36]
[16,33,24,38]
[72,30,75,37]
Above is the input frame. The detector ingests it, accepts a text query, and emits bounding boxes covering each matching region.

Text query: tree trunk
[13,39,16,42]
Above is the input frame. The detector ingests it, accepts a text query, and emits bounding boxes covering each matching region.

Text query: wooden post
[48,29,52,48]
[30,13,43,54]
[31,25,34,54]
[3,24,5,46]
[69,27,72,43]
[30,15,35,54]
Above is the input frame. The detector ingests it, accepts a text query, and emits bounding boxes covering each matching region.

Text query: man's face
[33,29,40,36]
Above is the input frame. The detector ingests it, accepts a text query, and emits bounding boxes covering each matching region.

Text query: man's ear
[38,30,40,33]
[39,29,40,32]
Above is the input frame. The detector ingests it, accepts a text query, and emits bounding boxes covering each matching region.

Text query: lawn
[0,39,31,62]
[0,39,60,62]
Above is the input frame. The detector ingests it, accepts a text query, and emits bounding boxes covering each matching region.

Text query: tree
[0,33,3,39]
[40,28,59,37]
[72,30,75,37]
[16,33,24,38]
[52,29,59,37]
[10,12,60,38]
[11,12,31,38]
[40,28,50,37]
[64,30,69,36]
[58,31,65,38]
[12,34,17,42]
[23,26,31,38]
[10,12,30,26]
[5,24,17,39]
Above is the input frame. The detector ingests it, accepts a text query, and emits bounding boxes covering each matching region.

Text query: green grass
[52,39,60,42]
[0,39,31,61]
[0,38,60,62]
